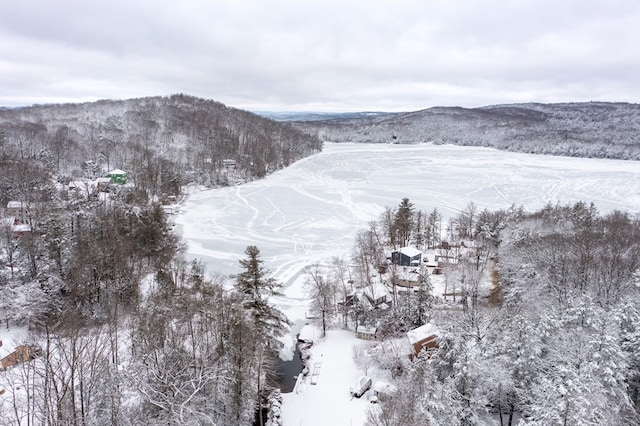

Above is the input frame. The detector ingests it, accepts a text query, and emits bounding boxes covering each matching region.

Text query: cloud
[1,0,638,111]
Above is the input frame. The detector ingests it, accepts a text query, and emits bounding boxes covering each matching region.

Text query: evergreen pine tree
[234,245,290,350]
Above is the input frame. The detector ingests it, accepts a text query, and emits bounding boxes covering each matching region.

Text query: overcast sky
[1,0,638,112]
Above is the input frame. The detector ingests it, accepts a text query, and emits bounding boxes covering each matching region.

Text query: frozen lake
[176,142,640,321]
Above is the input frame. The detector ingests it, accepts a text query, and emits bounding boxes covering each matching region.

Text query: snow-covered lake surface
[176,142,640,323]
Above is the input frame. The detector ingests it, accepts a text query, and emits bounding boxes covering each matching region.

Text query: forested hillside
[290,102,640,160]
[0,94,322,206]
[0,95,320,424]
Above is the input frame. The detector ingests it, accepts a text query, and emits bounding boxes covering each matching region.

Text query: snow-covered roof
[69,180,98,190]
[12,224,31,233]
[407,323,438,345]
[396,268,422,282]
[0,327,29,359]
[356,325,377,335]
[399,246,422,257]
[372,381,396,395]
[107,169,126,175]
[7,201,25,209]
[363,282,390,301]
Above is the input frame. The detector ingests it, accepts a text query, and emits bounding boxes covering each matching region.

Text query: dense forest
[289,102,640,160]
[0,94,322,207]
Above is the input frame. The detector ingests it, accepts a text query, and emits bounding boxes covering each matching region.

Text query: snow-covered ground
[280,326,385,426]
[176,142,640,324]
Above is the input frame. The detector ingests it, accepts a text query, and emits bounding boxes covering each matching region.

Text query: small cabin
[407,323,439,359]
[393,268,423,288]
[1,345,34,370]
[222,159,236,169]
[363,282,391,306]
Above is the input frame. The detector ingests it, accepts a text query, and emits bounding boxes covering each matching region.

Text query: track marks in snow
[177,143,640,324]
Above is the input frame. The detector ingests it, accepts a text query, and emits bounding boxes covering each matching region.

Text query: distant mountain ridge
[255,111,393,122]
[288,102,640,160]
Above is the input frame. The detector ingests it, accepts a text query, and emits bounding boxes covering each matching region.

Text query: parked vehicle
[350,376,372,398]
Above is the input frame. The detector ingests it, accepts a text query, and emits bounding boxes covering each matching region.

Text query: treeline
[290,102,640,160]
[0,94,323,205]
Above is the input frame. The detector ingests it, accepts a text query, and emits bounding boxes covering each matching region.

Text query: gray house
[391,246,423,266]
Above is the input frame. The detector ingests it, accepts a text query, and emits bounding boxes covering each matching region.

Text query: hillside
[0,94,323,205]
[289,102,640,160]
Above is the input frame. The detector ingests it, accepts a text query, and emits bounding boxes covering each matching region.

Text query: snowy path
[175,143,640,323]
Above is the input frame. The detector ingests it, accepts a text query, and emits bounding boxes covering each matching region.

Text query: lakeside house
[392,246,423,266]
[106,169,127,184]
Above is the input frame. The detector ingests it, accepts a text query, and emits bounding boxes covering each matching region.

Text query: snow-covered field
[280,326,378,426]
[176,142,640,323]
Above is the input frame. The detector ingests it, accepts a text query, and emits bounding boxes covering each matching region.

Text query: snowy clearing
[281,326,385,426]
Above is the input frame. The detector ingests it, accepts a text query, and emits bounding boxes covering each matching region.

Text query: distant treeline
[290,102,640,160]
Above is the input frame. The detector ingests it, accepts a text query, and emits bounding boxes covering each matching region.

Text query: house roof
[407,323,438,345]
[363,282,390,301]
[399,246,422,257]
[107,169,126,175]
[396,267,422,281]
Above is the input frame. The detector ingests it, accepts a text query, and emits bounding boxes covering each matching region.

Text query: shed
[356,325,378,340]
[11,223,31,236]
[222,159,236,169]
